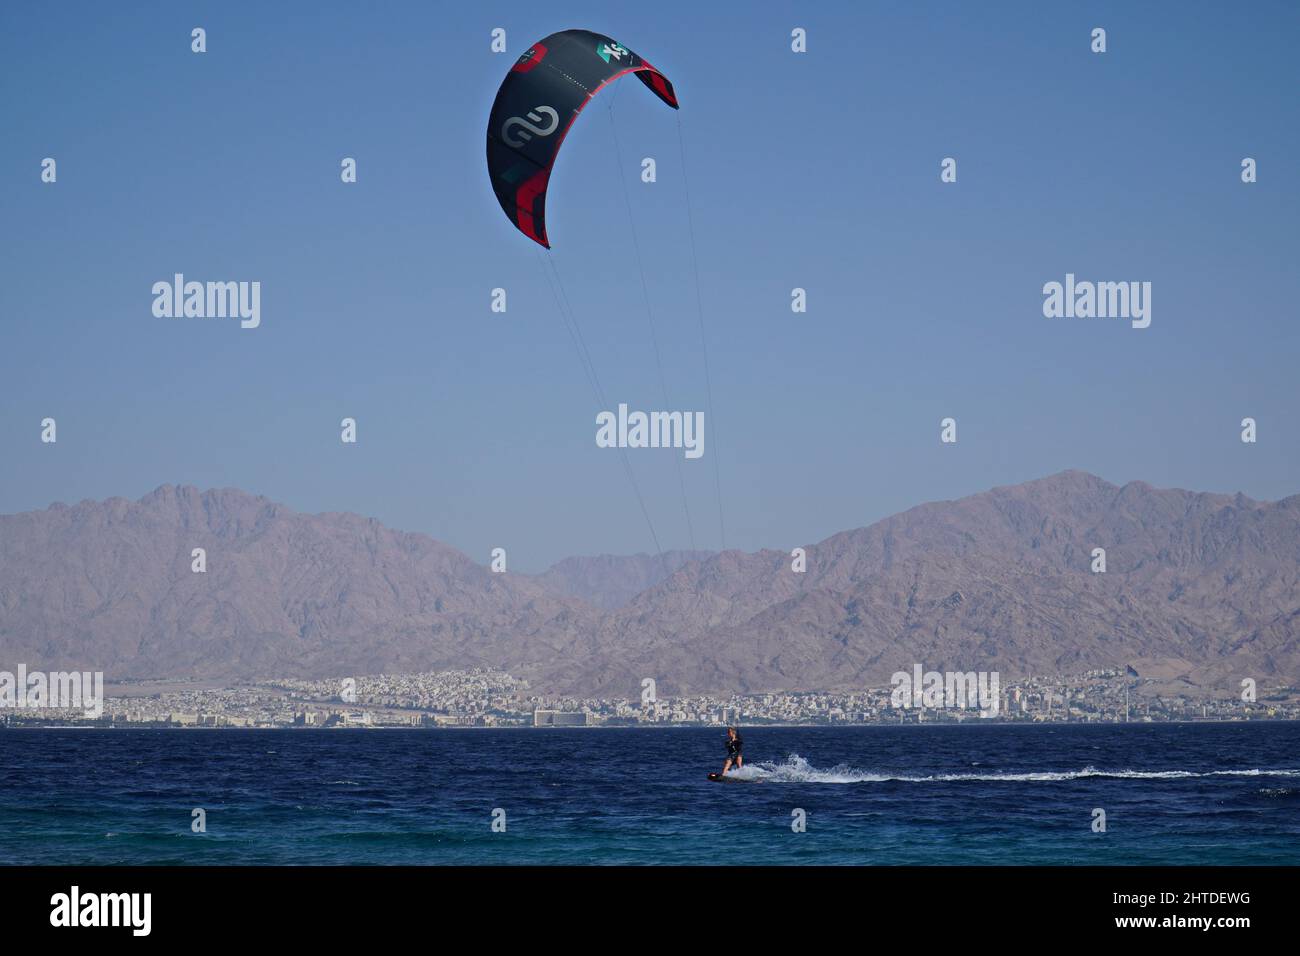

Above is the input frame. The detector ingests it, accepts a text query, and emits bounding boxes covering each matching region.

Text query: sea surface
[2,723,1297,865]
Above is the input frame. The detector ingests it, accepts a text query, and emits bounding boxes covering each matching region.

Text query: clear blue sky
[2,1,1297,571]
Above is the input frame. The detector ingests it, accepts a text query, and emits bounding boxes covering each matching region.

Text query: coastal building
[533,709,587,727]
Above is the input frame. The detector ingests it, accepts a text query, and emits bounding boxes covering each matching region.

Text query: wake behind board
[708,773,761,783]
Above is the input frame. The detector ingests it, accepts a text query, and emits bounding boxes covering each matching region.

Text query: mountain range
[0,471,1296,697]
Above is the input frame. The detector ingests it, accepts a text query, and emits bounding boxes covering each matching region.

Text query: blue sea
[2,723,1297,865]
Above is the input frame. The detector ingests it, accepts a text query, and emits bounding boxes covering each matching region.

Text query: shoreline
[3,717,1296,731]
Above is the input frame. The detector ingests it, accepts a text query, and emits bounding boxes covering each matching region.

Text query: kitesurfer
[720,726,744,776]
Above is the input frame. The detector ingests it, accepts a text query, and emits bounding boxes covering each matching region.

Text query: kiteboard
[708,773,761,784]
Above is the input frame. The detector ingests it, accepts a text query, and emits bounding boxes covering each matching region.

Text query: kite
[486,29,678,247]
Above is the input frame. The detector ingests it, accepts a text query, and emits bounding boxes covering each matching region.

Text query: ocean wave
[730,755,1300,785]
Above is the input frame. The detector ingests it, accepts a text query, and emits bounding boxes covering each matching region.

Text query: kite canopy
[486,29,678,247]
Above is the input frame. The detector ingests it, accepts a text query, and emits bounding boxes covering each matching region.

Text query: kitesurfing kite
[486,29,678,247]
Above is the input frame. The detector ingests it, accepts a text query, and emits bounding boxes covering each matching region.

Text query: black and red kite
[486,29,678,248]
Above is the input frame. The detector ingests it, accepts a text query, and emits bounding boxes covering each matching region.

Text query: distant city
[1,668,1296,729]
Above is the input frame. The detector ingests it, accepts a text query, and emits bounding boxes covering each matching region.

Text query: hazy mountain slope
[532,550,714,609]
[0,472,1296,697]
[0,485,593,681]
[571,472,1300,694]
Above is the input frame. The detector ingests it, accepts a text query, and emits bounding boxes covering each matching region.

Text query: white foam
[733,755,1300,785]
